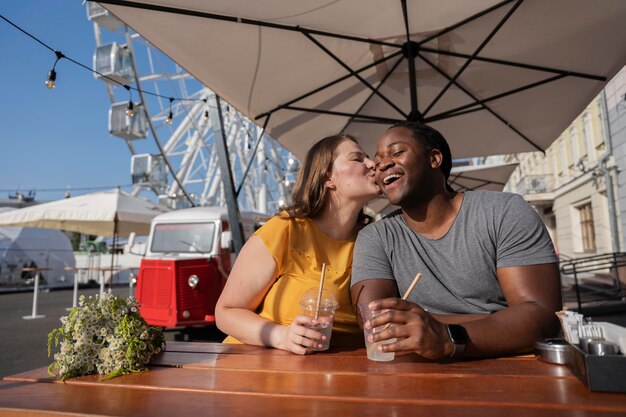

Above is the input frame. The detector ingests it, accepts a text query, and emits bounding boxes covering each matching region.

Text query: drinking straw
[382,273,422,330]
[314,263,327,320]
[402,273,422,301]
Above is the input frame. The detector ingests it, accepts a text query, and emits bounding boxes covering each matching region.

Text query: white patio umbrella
[0,188,168,294]
[98,0,626,160]
[448,162,518,192]
[0,188,168,237]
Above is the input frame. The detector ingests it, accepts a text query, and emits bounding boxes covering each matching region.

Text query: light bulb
[166,111,173,125]
[203,110,209,123]
[45,69,57,89]
[126,101,135,117]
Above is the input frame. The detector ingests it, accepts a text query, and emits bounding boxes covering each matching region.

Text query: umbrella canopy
[0,189,168,237]
[98,0,626,160]
[448,162,518,192]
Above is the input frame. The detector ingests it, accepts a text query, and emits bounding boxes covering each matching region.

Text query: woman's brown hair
[281,134,357,219]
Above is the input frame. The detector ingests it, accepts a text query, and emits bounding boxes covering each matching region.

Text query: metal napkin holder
[537,322,626,393]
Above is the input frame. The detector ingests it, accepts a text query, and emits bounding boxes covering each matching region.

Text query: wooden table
[1,342,626,416]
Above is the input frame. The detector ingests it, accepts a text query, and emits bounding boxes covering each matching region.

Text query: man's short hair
[389,121,453,191]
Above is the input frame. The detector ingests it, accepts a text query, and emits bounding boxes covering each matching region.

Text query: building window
[579,203,596,252]
[569,126,579,165]
[559,139,567,175]
[550,149,558,185]
[582,113,595,161]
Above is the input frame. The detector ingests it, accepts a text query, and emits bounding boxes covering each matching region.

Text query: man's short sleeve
[496,194,558,268]
[351,223,396,287]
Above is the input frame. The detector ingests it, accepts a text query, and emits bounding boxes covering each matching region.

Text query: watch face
[447,324,468,344]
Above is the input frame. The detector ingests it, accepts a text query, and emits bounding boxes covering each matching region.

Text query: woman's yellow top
[223,215,362,347]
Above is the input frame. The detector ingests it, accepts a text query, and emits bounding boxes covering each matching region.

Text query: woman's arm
[215,236,324,354]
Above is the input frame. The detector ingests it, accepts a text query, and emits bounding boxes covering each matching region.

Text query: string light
[124,84,134,117]
[126,101,134,117]
[203,98,209,123]
[166,97,174,125]
[0,16,214,106]
[45,50,65,89]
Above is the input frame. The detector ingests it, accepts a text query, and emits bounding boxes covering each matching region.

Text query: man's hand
[365,298,455,360]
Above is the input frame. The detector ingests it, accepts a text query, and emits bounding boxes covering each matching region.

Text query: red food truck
[135,207,267,328]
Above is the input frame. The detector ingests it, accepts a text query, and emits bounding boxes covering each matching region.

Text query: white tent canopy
[0,189,168,237]
[99,0,626,160]
[0,226,75,288]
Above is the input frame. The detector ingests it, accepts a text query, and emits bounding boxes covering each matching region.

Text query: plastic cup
[299,288,338,351]
[358,302,396,362]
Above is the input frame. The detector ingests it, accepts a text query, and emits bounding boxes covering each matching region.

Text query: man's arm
[351,279,399,310]
[460,262,562,356]
[365,262,562,359]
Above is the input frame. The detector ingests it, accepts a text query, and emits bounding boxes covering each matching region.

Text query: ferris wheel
[85,3,298,213]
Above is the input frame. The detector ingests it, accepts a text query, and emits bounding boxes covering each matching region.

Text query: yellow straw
[314,263,327,320]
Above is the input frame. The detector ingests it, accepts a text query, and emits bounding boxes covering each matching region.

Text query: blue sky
[0,1,204,203]
[1,2,130,201]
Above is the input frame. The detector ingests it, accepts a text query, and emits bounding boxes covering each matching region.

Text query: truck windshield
[151,223,215,254]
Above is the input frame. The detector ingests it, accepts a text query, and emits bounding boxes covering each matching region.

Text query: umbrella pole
[401,0,421,122]
[209,94,245,254]
[110,218,118,292]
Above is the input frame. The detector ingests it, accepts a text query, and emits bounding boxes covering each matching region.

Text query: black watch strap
[446,324,468,358]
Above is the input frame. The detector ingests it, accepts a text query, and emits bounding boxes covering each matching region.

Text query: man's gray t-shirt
[352,190,557,314]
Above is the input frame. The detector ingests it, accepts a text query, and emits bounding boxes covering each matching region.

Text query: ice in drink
[299,288,338,351]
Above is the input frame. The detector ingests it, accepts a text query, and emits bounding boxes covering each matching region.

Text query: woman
[215,134,380,354]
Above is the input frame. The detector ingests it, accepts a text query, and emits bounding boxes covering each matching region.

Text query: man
[351,121,561,360]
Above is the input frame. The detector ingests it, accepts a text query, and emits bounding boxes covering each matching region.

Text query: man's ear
[430,149,443,169]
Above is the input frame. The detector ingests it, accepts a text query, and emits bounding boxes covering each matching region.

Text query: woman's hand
[277,315,326,355]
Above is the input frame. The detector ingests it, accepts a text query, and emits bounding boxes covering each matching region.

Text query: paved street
[0,286,225,378]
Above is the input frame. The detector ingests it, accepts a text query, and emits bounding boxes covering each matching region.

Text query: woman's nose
[365,157,375,170]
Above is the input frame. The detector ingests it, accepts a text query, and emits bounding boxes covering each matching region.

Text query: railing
[560,252,626,314]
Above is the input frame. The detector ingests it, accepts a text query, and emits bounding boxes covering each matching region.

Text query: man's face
[373,127,434,207]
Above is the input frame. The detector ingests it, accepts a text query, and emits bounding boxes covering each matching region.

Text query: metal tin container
[587,341,619,356]
[535,338,572,365]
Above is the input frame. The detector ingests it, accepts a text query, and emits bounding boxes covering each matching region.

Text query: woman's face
[328,140,380,203]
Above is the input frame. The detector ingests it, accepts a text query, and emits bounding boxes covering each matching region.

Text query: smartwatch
[446,324,468,358]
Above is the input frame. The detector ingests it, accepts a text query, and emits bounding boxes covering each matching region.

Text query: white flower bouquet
[48,292,165,381]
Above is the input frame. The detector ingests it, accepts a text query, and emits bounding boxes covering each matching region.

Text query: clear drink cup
[358,302,396,362]
[299,288,338,351]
